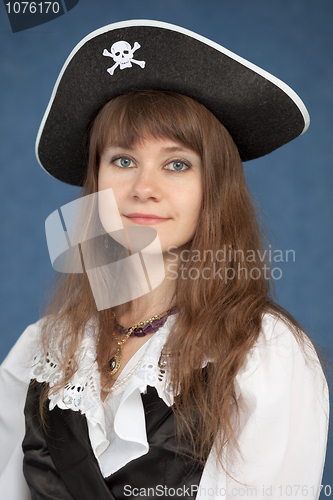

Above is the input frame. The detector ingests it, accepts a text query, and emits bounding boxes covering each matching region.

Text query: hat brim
[36,20,309,186]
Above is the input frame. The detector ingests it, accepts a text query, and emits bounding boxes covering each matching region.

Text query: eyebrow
[103,145,194,154]
[160,146,190,153]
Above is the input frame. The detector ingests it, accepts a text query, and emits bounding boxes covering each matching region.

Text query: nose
[130,166,161,202]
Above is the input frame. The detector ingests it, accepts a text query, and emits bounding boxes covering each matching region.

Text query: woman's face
[98,136,203,255]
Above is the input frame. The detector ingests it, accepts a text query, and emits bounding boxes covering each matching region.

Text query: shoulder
[242,312,322,370]
[234,312,329,412]
[211,316,329,491]
[0,320,44,497]
[0,319,45,445]
[0,319,44,384]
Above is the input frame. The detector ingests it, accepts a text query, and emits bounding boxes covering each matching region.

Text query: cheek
[98,163,115,192]
[98,169,122,203]
[180,186,203,228]
[97,166,107,191]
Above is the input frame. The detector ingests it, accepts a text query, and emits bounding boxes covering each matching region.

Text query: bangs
[90,91,209,161]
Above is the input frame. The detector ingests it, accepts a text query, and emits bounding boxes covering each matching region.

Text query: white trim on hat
[35,19,310,175]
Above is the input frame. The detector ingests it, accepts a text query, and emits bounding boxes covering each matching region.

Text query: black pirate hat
[36,20,309,186]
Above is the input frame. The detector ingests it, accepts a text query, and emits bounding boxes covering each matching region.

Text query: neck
[115,264,176,328]
[115,246,185,327]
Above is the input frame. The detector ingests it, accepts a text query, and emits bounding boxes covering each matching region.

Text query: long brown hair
[40,90,320,468]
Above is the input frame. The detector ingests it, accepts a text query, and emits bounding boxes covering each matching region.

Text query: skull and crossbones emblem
[103,41,146,76]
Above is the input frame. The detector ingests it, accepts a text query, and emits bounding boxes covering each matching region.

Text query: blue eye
[113,157,134,168]
[173,161,185,170]
[120,158,131,167]
[166,160,190,172]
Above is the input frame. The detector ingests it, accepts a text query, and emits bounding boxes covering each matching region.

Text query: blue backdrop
[1,0,332,489]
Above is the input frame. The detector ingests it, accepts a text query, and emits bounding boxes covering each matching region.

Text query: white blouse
[0,313,329,500]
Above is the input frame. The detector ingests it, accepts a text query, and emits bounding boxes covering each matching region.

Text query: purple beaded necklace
[106,307,178,376]
[114,306,178,337]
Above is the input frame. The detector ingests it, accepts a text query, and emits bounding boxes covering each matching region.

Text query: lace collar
[30,316,176,420]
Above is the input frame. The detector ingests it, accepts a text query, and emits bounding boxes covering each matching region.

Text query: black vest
[23,381,209,500]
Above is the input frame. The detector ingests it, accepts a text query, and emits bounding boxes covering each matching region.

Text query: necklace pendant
[108,347,122,375]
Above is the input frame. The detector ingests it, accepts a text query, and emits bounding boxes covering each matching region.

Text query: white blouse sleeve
[198,314,329,500]
[0,322,41,500]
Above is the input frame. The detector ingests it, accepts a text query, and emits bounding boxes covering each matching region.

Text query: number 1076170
[5,2,60,14]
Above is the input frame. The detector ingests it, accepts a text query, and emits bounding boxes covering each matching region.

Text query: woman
[0,20,329,500]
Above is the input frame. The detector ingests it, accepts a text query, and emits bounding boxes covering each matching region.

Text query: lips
[124,213,170,225]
